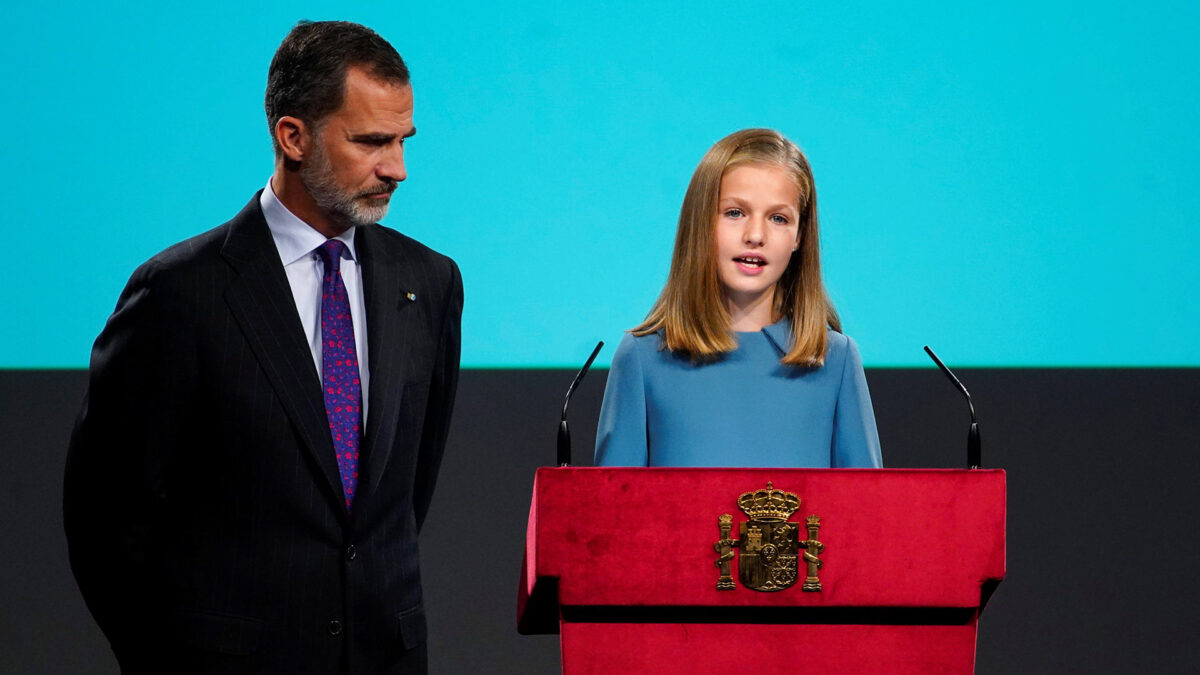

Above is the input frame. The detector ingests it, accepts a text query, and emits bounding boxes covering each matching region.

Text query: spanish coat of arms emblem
[714,482,824,592]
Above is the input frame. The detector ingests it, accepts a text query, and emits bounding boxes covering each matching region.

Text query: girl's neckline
[732,317,788,335]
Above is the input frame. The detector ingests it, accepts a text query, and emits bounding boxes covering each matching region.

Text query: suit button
[346,545,357,561]
[328,619,343,636]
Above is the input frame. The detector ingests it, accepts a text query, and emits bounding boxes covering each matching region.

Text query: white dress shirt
[261,182,370,423]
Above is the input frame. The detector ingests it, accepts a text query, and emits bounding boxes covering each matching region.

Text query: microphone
[557,341,604,467]
[923,346,982,469]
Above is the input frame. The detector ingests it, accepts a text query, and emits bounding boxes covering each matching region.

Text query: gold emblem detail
[714,482,823,592]
[801,515,824,591]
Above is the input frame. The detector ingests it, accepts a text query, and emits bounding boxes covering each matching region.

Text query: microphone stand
[923,346,982,469]
[557,341,604,466]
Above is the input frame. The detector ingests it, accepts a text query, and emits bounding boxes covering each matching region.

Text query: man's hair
[265,20,410,153]
[633,128,840,367]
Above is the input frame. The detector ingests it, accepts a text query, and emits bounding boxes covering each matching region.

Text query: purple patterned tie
[316,240,362,509]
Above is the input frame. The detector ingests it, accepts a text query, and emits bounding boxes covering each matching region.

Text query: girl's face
[713,163,801,320]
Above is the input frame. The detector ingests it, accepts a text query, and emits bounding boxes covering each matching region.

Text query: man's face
[300,66,415,229]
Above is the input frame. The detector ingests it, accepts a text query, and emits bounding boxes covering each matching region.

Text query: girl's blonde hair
[633,128,840,366]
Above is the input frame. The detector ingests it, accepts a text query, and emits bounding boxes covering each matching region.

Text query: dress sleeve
[594,333,650,466]
[832,336,883,467]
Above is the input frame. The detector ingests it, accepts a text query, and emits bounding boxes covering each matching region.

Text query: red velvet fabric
[518,468,1005,673]
[523,468,1005,610]
[561,622,978,674]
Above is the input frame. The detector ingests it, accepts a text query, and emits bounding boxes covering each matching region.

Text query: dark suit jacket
[64,194,462,674]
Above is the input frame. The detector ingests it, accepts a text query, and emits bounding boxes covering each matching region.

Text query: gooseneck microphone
[557,341,604,466]
[923,345,982,469]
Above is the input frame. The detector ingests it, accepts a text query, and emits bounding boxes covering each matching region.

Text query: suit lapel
[355,226,420,504]
[220,195,346,512]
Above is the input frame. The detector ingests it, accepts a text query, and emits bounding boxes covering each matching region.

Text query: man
[64,21,461,674]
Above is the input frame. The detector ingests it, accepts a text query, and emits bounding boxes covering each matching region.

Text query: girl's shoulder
[611,330,661,364]
[618,329,666,352]
[825,328,852,352]
[615,329,704,374]
[823,329,865,372]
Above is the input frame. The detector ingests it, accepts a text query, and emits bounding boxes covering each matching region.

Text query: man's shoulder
[129,195,263,290]
[359,224,459,277]
[147,225,227,268]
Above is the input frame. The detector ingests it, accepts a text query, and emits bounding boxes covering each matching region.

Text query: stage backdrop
[1,0,1198,368]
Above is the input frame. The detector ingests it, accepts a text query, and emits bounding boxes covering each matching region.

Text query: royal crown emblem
[738,482,801,521]
[714,482,824,592]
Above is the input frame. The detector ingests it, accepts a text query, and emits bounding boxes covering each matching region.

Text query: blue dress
[594,320,882,467]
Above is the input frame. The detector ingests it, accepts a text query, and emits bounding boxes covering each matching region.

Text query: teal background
[2,1,1197,368]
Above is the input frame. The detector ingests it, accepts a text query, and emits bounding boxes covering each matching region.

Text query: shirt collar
[760,317,793,356]
[261,180,358,265]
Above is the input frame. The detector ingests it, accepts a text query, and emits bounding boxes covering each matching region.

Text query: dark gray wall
[3,368,1198,673]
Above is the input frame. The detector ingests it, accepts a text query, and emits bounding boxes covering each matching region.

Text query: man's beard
[300,141,396,228]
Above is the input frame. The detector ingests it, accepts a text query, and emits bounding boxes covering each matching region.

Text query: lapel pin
[406,292,417,302]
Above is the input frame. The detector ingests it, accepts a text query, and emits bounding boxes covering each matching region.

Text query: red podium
[518,468,1005,674]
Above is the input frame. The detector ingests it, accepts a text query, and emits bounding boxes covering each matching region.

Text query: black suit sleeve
[63,260,193,663]
[412,260,463,531]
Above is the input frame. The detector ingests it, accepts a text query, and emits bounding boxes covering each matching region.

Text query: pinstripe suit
[64,193,462,674]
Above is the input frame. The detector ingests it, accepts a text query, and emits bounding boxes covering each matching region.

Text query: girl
[594,129,882,467]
